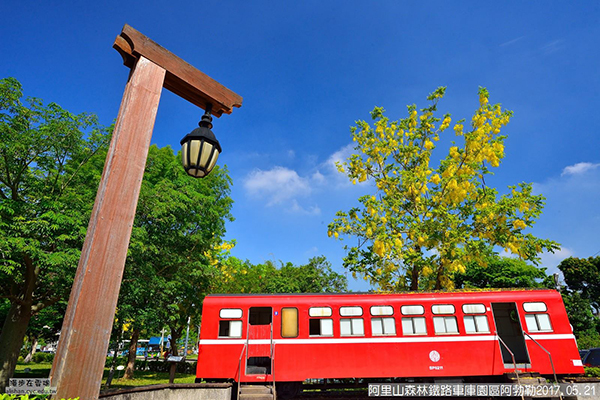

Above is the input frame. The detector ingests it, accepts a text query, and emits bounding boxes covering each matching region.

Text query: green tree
[115,145,233,378]
[558,256,600,315]
[561,290,598,339]
[557,256,600,348]
[329,88,558,291]
[0,77,110,388]
[214,256,347,294]
[454,256,550,289]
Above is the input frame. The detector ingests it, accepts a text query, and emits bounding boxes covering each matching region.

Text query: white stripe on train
[198,333,575,346]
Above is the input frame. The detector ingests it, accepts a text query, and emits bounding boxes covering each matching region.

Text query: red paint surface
[196,290,584,383]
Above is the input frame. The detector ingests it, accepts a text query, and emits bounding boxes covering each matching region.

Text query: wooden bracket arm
[113,24,243,117]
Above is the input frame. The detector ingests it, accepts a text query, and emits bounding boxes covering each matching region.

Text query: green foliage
[0,76,111,388]
[585,367,600,377]
[558,256,600,314]
[576,332,600,350]
[213,255,348,294]
[104,355,127,368]
[115,144,233,360]
[562,291,598,339]
[454,256,550,289]
[30,353,53,364]
[329,88,558,291]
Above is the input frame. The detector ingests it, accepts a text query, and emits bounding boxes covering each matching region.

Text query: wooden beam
[50,56,166,400]
[113,24,242,117]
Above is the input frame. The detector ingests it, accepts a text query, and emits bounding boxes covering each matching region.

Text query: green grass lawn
[13,361,196,391]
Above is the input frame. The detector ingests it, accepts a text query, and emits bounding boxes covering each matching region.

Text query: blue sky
[2,1,599,290]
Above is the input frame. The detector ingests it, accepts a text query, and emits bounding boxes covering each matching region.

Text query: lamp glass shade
[181,127,221,178]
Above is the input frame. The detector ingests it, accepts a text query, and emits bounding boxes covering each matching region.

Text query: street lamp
[180,104,222,178]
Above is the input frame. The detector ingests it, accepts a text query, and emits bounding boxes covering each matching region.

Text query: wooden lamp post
[49,24,242,400]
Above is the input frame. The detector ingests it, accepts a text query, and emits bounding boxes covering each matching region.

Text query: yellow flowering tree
[328,87,559,291]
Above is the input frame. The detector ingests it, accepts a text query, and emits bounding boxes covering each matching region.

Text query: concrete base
[99,383,232,400]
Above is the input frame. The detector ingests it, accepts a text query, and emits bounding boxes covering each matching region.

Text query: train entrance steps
[239,384,275,400]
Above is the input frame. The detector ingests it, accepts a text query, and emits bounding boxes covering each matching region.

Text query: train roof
[204,289,561,304]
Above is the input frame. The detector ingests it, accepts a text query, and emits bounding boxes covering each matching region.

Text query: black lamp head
[180,105,222,178]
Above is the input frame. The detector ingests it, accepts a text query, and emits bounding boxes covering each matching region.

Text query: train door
[491,303,531,368]
[246,307,273,377]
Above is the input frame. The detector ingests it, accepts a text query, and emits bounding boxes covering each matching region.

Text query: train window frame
[401,305,425,315]
[432,304,455,315]
[371,317,396,336]
[218,320,242,338]
[463,315,490,334]
[340,306,363,317]
[525,313,553,332]
[309,307,332,317]
[340,318,365,336]
[523,302,547,313]
[433,316,459,335]
[462,304,486,314]
[249,307,272,325]
[401,317,427,335]
[309,318,334,337]
[281,307,298,338]
[370,305,394,316]
[219,308,243,319]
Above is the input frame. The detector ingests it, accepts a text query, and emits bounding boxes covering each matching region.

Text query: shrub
[585,367,600,378]
[32,352,46,363]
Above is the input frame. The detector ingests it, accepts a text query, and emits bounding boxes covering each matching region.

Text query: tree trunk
[410,263,419,291]
[168,328,181,384]
[0,301,33,391]
[105,328,123,388]
[23,337,38,363]
[169,330,180,357]
[123,328,140,380]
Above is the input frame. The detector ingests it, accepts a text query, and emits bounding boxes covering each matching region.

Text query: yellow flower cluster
[512,219,527,230]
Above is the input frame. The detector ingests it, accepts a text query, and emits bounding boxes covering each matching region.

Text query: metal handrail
[496,335,522,386]
[270,322,276,400]
[524,331,562,399]
[237,343,247,400]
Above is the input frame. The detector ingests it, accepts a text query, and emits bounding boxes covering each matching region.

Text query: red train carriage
[196,290,583,387]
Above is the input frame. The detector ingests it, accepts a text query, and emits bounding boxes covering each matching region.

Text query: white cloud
[241,143,365,214]
[290,199,321,215]
[538,247,574,272]
[324,143,354,176]
[541,39,565,55]
[318,142,373,188]
[500,36,525,47]
[311,170,326,185]
[244,166,311,206]
[561,162,600,177]
[243,166,322,214]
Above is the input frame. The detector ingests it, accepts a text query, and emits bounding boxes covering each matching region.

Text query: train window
[433,316,459,334]
[523,302,547,312]
[281,308,298,338]
[219,320,242,338]
[432,305,455,315]
[402,317,427,335]
[371,306,394,316]
[525,313,553,332]
[340,318,364,336]
[463,315,490,333]
[462,304,486,314]
[309,307,332,317]
[401,305,425,315]
[372,317,396,336]
[220,308,243,319]
[340,306,363,317]
[309,318,333,336]
[249,307,272,325]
